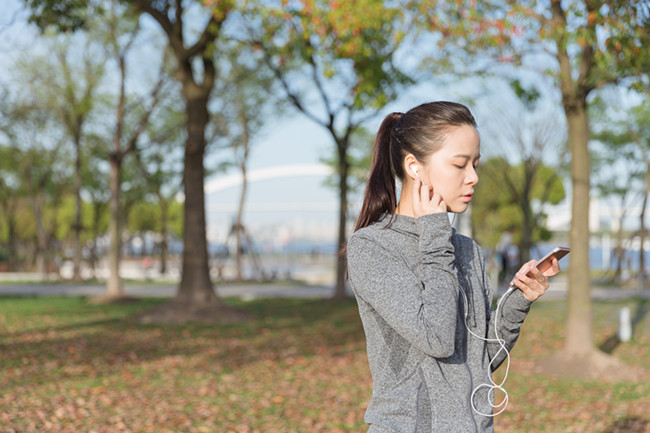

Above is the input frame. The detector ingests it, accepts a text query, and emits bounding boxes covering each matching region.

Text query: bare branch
[130,0,183,54]
[124,48,172,156]
[259,47,326,127]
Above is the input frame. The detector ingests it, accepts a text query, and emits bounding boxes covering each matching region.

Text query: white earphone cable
[460,285,517,417]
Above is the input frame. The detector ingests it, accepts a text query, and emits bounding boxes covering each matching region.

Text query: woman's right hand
[412,175,447,218]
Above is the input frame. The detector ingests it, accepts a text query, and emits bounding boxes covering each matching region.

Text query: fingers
[543,257,561,277]
[420,178,431,202]
[412,176,446,217]
[511,260,549,302]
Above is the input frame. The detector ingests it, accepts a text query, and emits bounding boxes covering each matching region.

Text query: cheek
[426,165,456,187]
[426,168,455,197]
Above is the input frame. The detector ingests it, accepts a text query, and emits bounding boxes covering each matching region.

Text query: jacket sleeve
[347,213,461,358]
[480,249,533,371]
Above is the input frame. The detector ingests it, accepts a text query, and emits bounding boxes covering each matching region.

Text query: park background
[0,0,649,432]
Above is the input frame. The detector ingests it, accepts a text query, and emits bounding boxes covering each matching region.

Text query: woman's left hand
[510,258,560,301]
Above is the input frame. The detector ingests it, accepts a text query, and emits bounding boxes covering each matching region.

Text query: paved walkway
[0,280,343,300]
[0,274,648,301]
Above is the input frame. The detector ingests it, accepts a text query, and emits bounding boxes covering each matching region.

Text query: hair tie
[391,112,404,132]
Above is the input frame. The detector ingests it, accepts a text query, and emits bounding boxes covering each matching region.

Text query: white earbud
[411,165,419,176]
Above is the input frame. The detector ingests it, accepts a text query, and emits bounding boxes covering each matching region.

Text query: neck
[395,182,415,218]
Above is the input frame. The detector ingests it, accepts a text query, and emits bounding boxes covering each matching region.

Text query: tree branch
[186,15,223,59]
[131,0,184,55]
[124,49,171,156]
[261,50,326,127]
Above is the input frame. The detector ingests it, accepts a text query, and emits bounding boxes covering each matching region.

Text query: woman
[346,101,560,432]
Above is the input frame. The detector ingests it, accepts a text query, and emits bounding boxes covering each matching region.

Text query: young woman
[346,101,560,432]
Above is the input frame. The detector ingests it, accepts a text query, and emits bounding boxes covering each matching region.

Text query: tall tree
[0,147,22,271]
[246,0,412,298]
[58,41,102,281]
[472,158,565,255]
[590,93,644,284]
[474,79,566,267]
[134,98,185,276]
[628,101,650,291]
[211,39,279,282]
[0,85,70,276]
[94,0,169,301]
[591,93,650,290]
[130,0,241,321]
[0,96,29,272]
[16,35,104,280]
[415,0,649,379]
[82,134,110,278]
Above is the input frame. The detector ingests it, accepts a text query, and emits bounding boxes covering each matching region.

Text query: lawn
[0,295,648,433]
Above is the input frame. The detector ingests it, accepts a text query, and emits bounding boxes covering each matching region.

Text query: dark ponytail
[353,101,477,232]
[354,112,403,232]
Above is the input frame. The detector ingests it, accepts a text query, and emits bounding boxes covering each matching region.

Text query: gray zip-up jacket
[347,212,533,432]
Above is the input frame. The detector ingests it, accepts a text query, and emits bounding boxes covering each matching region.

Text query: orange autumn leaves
[276,0,404,61]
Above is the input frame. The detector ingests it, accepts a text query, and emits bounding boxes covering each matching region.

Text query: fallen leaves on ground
[0,296,648,432]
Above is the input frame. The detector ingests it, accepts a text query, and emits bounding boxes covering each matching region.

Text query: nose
[466,166,478,185]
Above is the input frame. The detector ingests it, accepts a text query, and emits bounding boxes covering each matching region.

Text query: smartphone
[528,246,570,276]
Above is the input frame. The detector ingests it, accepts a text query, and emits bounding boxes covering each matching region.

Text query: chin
[448,203,469,213]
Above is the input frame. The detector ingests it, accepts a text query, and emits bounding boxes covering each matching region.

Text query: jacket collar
[378,212,457,237]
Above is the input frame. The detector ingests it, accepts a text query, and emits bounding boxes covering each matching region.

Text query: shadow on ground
[599,299,649,354]
[603,416,649,433]
[0,296,364,389]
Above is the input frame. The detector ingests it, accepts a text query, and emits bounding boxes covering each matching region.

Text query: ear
[403,154,419,180]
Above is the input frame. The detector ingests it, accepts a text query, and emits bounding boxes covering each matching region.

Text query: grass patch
[0,296,648,432]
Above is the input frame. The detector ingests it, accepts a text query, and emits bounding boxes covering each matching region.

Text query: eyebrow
[451,154,481,160]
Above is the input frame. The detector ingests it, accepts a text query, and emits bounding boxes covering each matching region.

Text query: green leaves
[472,157,565,249]
[24,0,105,32]
[252,0,410,111]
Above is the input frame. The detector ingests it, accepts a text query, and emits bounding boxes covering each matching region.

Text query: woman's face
[420,124,480,213]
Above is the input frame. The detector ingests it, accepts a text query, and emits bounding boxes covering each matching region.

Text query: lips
[461,192,474,202]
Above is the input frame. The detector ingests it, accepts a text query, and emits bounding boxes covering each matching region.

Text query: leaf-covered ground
[0,295,648,432]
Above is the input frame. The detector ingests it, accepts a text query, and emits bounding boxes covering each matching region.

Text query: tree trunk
[106,153,124,298]
[159,198,169,275]
[638,174,648,292]
[235,164,247,282]
[533,89,638,381]
[72,135,84,281]
[333,145,349,299]
[89,201,103,278]
[519,200,533,266]
[235,104,251,282]
[565,102,593,355]
[7,216,19,271]
[176,93,216,304]
[612,212,625,284]
[34,192,48,279]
